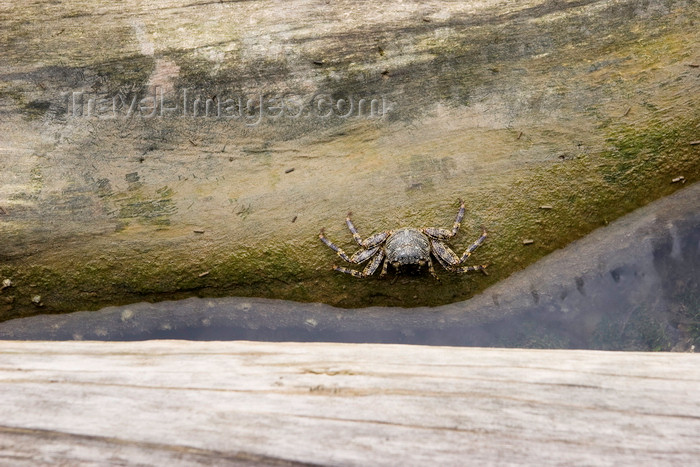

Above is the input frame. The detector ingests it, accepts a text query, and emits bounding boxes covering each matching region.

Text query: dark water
[1,184,698,350]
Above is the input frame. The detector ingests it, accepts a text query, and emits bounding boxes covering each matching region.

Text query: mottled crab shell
[384,228,431,268]
[319,199,488,279]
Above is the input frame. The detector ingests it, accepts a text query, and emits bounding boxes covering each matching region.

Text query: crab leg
[345,212,364,246]
[426,258,440,281]
[334,249,385,278]
[319,229,353,263]
[453,264,489,275]
[319,230,382,265]
[361,231,391,248]
[346,213,391,248]
[457,228,488,263]
[429,239,460,267]
[429,238,488,275]
[422,199,465,239]
[380,253,390,277]
[431,248,452,272]
[348,246,381,264]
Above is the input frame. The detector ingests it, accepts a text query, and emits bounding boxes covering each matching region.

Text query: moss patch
[1,112,697,320]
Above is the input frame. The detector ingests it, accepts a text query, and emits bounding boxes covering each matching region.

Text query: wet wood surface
[1,340,698,466]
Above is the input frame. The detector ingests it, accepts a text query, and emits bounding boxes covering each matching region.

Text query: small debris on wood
[198,271,210,278]
[31,295,43,307]
[687,63,699,68]
[189,139,197,147]
[522,239,535,245]
[422,17,432,22]
[193,229,205,234]
[285,168,295,174]
[539,205,553,210]
[381,69,390,77]
[312,60,325,66]
[517,131,523,140]
[690,141,700,146]
[622,107,631,117]
[671,176,685,184]
[0,206,7,215]
[1,279,12,290]
[291,215,298,223]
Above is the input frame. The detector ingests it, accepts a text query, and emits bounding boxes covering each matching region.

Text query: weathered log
[0,0,699,317]
[0,341,698,466]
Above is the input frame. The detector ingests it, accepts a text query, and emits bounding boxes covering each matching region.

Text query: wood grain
[1,341,698,465]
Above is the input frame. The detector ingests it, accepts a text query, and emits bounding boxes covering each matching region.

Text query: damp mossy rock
[1,0,699,319]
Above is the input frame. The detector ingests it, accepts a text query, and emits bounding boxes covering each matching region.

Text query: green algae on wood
[0,0,699,320]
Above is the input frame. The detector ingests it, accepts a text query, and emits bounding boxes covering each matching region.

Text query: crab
[319,199,488,279]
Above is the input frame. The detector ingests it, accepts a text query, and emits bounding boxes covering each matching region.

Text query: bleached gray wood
[0,341,698,466]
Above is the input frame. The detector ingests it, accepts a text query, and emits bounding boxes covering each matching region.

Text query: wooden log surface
[0,340,699,465]
[1,0,699,317]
